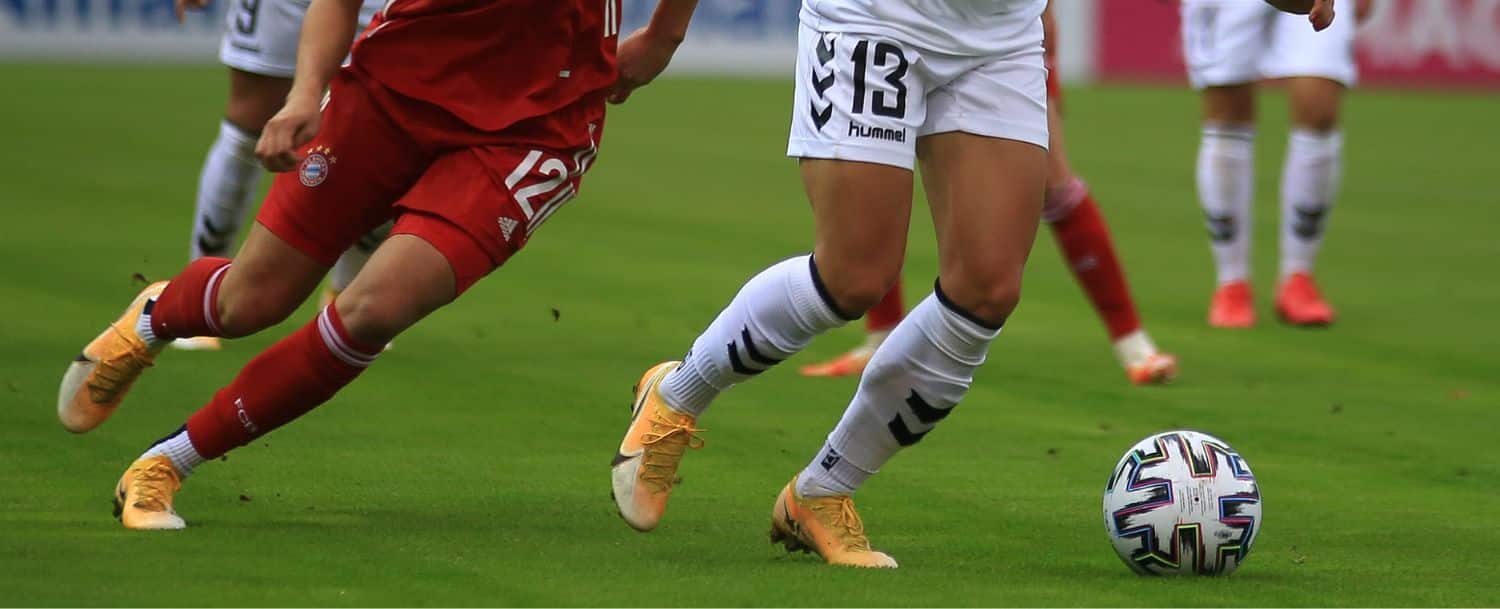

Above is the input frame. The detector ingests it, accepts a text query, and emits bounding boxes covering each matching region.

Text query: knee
[818,261,902,318]
[333,291,412,346]
[941,270,1023,328]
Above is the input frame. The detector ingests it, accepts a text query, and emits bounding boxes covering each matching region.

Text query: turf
[0,64,1496,607]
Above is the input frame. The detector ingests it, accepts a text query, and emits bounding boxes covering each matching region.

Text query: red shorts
[257,69,604,294]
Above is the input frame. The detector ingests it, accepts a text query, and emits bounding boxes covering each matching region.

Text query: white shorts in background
[1181,0,1358,89]
[786,21,1049,170]
[219,0,382,78]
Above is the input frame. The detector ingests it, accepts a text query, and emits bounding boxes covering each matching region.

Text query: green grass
[1,64,1497,607]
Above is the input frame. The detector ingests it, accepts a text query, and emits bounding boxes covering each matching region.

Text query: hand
[608,27,683,104]
[256,93,323,172]
[1308,0,1336,31]
[173,0,210,22]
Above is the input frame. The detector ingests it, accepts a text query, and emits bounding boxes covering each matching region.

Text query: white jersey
[800,0,1046,57]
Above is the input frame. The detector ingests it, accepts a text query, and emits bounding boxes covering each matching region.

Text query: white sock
[1279,128,1342,277]
[1111,329,1159,369]
[1197,123,1256,285]
[136,298,166,350]
[330,222,391,291]
[140,426,207,477]
[658,255,853,417]
[189,120,262,259]
[798,284,1001,497]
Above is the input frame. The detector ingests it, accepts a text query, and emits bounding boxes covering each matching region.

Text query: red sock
[1048,191,1142,340]
[185,306,380,459]
[150,257,232,340]
[865,280,905,332]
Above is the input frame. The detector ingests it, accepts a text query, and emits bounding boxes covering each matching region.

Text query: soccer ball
[1102,430,1261,576]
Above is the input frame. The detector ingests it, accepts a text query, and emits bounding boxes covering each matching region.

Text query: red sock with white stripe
[137,256,232,348]
[1045,180,1141,341]
[175,306,380,460]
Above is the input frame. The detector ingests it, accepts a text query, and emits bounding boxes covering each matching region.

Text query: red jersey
[350,0,620,135]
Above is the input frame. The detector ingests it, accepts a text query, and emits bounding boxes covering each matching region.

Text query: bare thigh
[800,158,914,316]
[918,132,1048,326]
[333,234,457,346]
[1284,76,1345,132]
[224,68,294,134]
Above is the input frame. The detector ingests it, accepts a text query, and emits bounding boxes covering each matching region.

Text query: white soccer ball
[1102,430,1261,576]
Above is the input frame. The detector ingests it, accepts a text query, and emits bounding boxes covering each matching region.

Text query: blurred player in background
[799,1,1179,385]
[59,0,694,530]
[1183,0,1365,328]
[612,0,1333,569]
[171,0,387,351]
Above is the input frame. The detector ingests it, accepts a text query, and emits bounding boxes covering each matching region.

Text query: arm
[608,0,700,104]
[255,0,365,172]
[1263,0,1337,30]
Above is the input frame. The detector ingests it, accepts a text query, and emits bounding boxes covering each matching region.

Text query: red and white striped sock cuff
[202,263,232,336]
[1042,176,1089,224]
[316,306,381,368]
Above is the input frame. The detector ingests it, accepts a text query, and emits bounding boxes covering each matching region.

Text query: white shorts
[786,22,1049,170]
[1181,0,1358,89]
[219,0,382,78]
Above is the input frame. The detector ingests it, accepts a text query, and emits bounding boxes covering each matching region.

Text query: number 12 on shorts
[501,125,600,241]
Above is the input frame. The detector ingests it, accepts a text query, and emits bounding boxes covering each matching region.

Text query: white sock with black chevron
[658,255,853,417]
[797,284,1000,497]
[1279,128,1342,277]
[189,120,262,259]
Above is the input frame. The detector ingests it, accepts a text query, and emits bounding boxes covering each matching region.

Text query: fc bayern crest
[299,146,337,187]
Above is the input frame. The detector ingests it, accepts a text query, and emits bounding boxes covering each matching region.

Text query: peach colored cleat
[57,281,168,433]
[1127,352,1179,386]
[611,362,704,532]
[170,336,222,351]
[769,476,898,569]
[113,457,186,530]
[1276,272,1336,326]
[1208,280,1256,329]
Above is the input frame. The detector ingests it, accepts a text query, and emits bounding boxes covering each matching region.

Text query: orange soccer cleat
[1276,272,1336,326]
[1208,280,1256,329]
[57,281,168,433]
[113,456,187,530]
[1127,352,1179,386]
[611,362,704,532]
[769,476,898,568]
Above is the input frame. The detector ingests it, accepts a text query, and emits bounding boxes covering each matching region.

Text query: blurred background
[4,0,1499,88]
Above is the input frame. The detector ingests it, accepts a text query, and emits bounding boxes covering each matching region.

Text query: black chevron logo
[810,102,833,130]
[888,414,928,447]
[1204,213,1236,243]
[1292,205,1329,239]
[811,70,834,97]
[906,390,954,424]
[816,34,835,66]
[727,326,781,375]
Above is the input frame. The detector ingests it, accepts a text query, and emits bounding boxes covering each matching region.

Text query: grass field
[1,64,1497,606]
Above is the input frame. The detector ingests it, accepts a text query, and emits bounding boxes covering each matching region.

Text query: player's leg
[1182,0,1271,328]
[1262,10,1356,326]
[779,43,1049,569]
[175,0,309,351]
[797,279,903,378]
[117,233,451,529]
[612,25,921,536]
[59,70,420,436]
[1040,103,1176,384]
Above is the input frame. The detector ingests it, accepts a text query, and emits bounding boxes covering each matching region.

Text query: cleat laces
[809,496,873,552]
[128,461,180,512]
[638,413,705,492]
[87,333,153,403]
